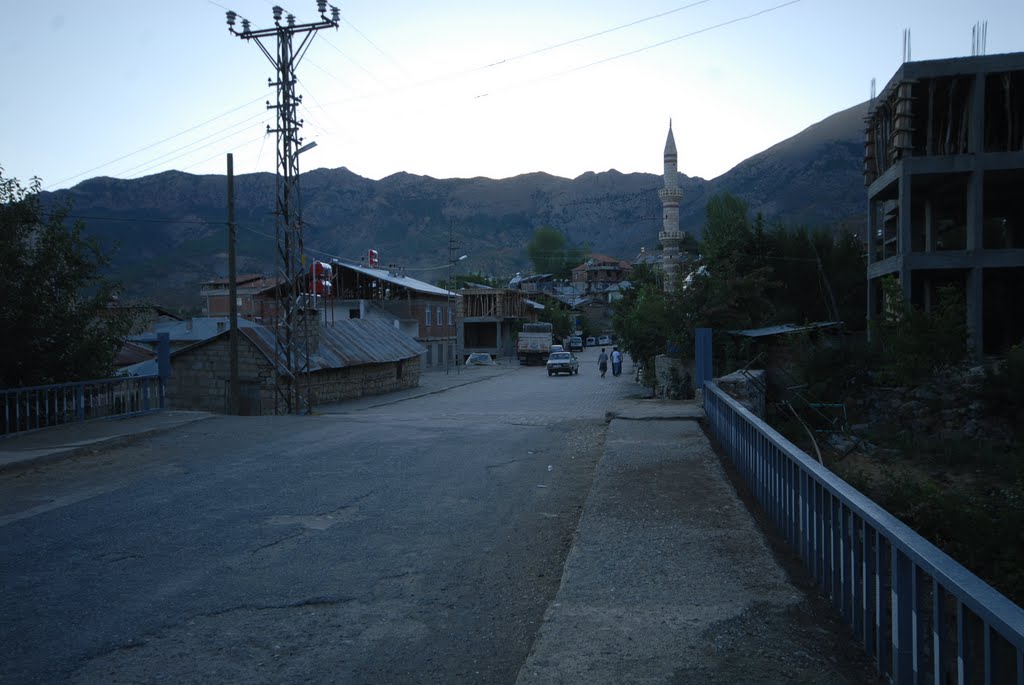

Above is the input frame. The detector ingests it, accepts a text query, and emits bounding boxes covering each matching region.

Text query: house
[198,262,460,369]
[459,286,543,359]
[571,253,633,295]
[864,51,1024,355]
[128,317,261,351]
[200,274,282,323]
[106,303,183,336]
[165,315,425,415]
[508,273,556,294]
[324,261,459,369]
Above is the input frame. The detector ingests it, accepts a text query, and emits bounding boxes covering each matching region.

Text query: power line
[114,111,269,178]
[560,0,802,78]
[477,0,718,71]
[44,95,267,190]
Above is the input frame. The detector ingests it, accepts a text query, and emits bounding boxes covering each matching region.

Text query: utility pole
[227,153,240,414]
[446,225,459,375]
[225,2,339,414]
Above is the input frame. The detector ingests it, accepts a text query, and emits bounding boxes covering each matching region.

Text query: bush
[978,345,1024,431]
[876,278,967,385]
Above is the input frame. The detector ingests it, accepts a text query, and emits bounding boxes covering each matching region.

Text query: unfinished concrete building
[865,52,1024,355]
[459,288,541,360]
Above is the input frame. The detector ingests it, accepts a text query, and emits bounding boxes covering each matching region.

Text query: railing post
[694,327,713,394]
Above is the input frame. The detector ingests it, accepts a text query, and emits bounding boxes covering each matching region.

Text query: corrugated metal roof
[121,319,425,378]
[339,262,455,298]
[729,322,843,338]
[165,318,426,379]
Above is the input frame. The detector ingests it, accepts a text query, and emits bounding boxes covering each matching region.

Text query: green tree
[526,225,585,278]
[875,276,967,384]
[612,264,682,385]
[538,305,573,339]
[0,169,130,386]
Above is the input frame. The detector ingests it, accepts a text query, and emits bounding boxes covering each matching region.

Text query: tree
[612,264,683,383]
[526,225,585,278]
[0,169,130,387]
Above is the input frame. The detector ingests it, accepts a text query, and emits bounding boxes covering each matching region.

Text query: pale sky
[2,0,1021,191]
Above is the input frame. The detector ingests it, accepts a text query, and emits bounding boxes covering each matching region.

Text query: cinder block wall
[168,336,422,414]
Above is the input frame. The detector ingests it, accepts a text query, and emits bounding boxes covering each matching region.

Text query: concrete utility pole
[225,2,339,414]
[227,153,240,415]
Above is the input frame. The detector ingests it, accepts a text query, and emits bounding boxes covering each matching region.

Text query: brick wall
[168,334,422,414]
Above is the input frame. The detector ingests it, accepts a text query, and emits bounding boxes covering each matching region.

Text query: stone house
[167,317,425,415]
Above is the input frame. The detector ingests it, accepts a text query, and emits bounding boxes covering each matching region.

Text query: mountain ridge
[46,101,868,309]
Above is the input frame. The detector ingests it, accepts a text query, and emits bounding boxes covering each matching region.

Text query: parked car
[546,351,579,376]
[568,336,583,352]
[598,335,613,346]
[585,336,596,347]
[549,344,564,354]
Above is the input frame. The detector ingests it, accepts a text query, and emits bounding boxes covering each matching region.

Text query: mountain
[47,102,868,310]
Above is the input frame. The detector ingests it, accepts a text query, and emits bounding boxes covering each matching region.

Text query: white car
[546,351,579,376]
[597,335,612,346]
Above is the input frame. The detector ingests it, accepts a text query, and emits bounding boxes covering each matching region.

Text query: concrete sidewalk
[516,398,878,684]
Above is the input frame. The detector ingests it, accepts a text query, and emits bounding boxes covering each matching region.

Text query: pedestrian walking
[598,348,608,377]
[611,347,622,377]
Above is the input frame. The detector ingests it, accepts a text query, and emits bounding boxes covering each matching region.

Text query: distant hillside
[46,102,868,309]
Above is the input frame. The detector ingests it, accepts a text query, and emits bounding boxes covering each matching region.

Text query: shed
[167,317,426,415]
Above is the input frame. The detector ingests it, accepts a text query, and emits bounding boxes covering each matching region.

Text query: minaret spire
[658,118,684,291]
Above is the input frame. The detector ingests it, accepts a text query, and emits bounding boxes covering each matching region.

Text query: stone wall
[653,355,694,399]
[168,334,422,415]
[168,334,275,414]
[306,356,422,406]
[716,369,767,419]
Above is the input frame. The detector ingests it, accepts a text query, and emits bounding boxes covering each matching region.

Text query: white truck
[517,322,554,365]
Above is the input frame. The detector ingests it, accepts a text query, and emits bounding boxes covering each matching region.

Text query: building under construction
[864,51,1024,355]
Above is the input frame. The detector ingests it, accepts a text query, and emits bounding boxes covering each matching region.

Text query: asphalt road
[0,351,636,683]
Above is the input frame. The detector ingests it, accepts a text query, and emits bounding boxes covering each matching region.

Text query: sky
[2,0,1021,191]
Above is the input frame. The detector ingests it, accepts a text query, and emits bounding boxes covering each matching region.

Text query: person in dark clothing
[598,348,608,377]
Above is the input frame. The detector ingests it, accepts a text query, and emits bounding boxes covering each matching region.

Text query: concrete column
[897,175,913,302]
[924,200,934,252]
[966,169,984,251]
[866,278,879,342]
[966,266,983,358]
[968,69,985,154]
[866,198,877,266]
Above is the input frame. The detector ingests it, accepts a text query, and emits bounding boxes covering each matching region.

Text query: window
[436,306,442,327]
[448,306,453,326]
[426,307,432,326]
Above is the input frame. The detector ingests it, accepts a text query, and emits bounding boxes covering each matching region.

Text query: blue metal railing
[1,375,165,436]
[1,333,170,437]
[704,380,1024,685]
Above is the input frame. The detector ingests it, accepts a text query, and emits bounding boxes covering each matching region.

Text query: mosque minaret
[657,119,684,291]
